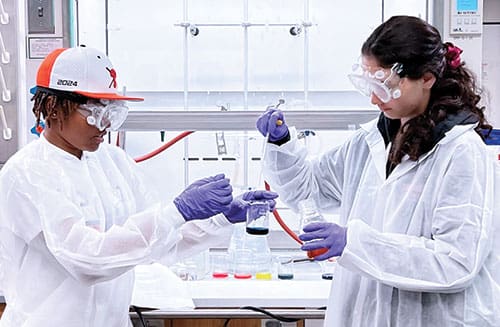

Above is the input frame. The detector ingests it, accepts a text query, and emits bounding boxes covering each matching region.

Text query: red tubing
[134,131,195,163]
[265,181,303,245]
[265,181,328,258]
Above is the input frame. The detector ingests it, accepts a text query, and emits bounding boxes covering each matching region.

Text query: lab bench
[130,278,329,327]
[0,280,329,326]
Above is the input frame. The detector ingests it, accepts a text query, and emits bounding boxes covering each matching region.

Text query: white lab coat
[263,119,500,327]
[0,134,233,327]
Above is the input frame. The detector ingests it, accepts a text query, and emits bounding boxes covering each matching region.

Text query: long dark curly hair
[361,15,490,165]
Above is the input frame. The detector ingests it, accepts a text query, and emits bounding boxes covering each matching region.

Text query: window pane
[188,29,244,91]
[309,0,382,91]
[248,0,303,22]
[248,27,304,91]
[189,0,243,23]
[384,0,428,20]
[107,0,184,91]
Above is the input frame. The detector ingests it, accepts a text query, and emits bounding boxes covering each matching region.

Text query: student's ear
[422,72,436,89]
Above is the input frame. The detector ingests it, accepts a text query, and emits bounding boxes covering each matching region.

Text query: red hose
[265,182,328,258]
[265,181,303,245]
[134,131,195,163]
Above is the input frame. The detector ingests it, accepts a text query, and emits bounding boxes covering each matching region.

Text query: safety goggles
[348,62,403,103]
[77,99,129,131]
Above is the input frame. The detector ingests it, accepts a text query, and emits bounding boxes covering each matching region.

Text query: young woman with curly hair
[256,15,499,327]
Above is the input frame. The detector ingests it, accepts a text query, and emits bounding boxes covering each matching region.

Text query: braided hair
[361,15,490,165]
[31,88,87,128]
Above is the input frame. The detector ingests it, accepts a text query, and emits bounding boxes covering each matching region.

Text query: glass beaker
[210,253,229,279]
[233,249,253,279]
[277,255,294,280]
[320,258,337,280]
[246,200,270,235]
[254,250,272,280]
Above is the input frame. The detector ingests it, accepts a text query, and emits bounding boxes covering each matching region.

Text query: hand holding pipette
[256,99,289,142]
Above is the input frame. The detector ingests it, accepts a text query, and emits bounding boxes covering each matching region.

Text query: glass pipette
[257,99,285,187]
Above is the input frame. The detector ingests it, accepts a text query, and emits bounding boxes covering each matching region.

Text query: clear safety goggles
[348,62,403,103]
[77,99,129,131]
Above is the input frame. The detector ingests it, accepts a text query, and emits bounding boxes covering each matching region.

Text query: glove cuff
[269,130,290,146]
[173,197,190,221]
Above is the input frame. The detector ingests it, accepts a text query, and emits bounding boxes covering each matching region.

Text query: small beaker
[320,258,337,280]
[210,253,229,279]
[277,255,294,280]
[233,249,254,279]
[246,200,270,235]
[255,253,272,280]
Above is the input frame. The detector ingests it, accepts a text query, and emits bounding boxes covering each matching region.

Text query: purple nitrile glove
[223,190,279,224]
[174,174,233,221]
[299,222,347,261]
[256,107,289,142]
[183,173,226,192]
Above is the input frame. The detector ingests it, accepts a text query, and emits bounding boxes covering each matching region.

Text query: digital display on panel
[456,0,478,12]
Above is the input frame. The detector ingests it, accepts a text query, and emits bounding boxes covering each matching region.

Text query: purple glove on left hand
[299,222,347,261]
[223,190,279,224]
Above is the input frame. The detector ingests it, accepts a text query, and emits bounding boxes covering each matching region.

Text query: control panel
[450,0,483,35]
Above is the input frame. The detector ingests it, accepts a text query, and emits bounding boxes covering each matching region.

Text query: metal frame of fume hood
[119,109,379,131]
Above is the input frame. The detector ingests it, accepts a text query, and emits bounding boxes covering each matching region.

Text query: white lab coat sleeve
[262,127,349,212]
[4,162,207,286]
[156,214,234,267]
[41,191,185,284]
[338,142,495,293]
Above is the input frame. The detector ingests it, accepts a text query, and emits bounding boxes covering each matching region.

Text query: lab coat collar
[39,132,88,163]
[359,116,478,182]
[387,123,478,183]
[431,110,478,144]
[363,110,479,147]
[360,118,388,181]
